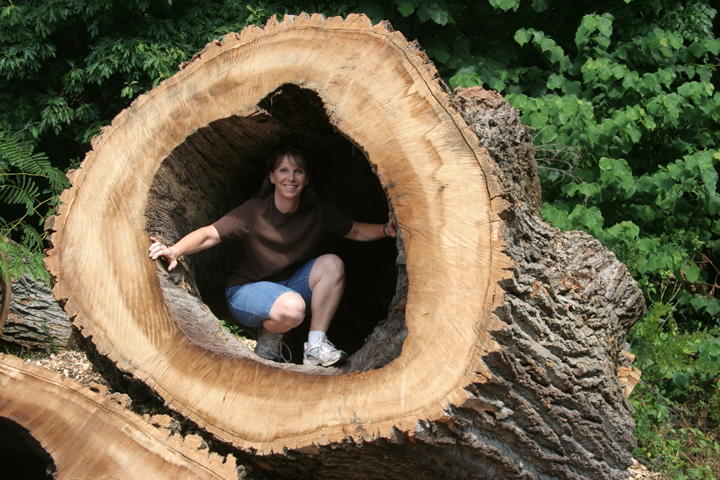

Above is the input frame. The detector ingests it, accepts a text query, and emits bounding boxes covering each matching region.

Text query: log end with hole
[45,13,645,479]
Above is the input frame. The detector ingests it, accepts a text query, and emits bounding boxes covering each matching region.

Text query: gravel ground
[27,348,664,480]
[28,349,108,388]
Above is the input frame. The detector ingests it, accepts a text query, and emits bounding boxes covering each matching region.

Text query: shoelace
[307,338,341,356]
[270,337,292,363]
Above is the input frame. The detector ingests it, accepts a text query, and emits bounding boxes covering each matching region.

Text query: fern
[0,129,67,281]
[0,130,57,176]
[0,238,49,284]
[0,175,40,212]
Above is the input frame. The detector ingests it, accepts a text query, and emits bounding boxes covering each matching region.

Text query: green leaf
[633,205,656,223]
[418,3,451,25]
[524,111,548,128]
[488,0,520,12]
[682,264,701,283]
[538,124,558,143]
[542,202,573,231]
[605,221,640,241]
[688,41,705,58]
[546,73,563,90]
[672,371,690,388]
[698,338,720,358]
[599,157,636,197]
[563,181,601,198]
[530,0,548,12]
[575,13,613,51]
[429,9,449,25]
[706,38,720,55]
[449,67,482,88]
[395,0,416,17]
[707,301,720,316]
[514,28,532,47]
[426,44,450,63]
[569,204,604,234]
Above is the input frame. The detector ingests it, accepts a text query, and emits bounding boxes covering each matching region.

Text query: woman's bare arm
[148,225,221,271]
[344,220,396,242]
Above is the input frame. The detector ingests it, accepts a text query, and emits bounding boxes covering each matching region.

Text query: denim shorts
[224,257,317,328]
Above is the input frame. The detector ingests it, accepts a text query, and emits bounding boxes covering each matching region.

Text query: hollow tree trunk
[0,354,238,479]
[43,14,645,479]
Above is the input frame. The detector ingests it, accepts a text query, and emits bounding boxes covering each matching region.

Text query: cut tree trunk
[0,354,238,479]
[44,14,645,479]
[0,273,74,350]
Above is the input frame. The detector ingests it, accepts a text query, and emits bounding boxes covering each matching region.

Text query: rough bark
[0,274,74,350]
[0,255,9,338]
[42,13,644,479]
[0,354,238,479]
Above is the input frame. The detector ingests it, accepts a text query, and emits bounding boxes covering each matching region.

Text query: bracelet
[382,223,388,237]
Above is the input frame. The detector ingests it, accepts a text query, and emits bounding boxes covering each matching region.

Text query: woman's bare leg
[307,254,345,332]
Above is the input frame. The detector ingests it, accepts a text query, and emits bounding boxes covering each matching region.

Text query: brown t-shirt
[212,195,353,287]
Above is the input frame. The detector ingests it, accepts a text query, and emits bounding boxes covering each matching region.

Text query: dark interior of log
[0,418,56,479]
[146,84,405,368]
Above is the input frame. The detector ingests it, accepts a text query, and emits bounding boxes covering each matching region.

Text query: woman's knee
[314,254,345,283]
[268,291,305,328]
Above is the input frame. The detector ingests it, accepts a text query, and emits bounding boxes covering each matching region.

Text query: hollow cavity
[146,84,407,373]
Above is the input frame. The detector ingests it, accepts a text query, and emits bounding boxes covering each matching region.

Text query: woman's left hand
[148,237,179,271]
[345,218,397,242]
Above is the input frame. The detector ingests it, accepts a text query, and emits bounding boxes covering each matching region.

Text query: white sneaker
[255,328,291,363]
[303,338,347,367]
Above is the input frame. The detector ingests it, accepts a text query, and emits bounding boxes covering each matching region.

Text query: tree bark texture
[0,274,74,350]
[42,14,645,479]
[0,354,238,479]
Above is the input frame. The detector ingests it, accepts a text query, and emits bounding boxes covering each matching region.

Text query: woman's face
[269,154,309,202]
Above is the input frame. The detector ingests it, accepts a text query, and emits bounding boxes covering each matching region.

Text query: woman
[148,148,396,367]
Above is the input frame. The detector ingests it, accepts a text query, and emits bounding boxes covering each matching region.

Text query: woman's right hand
[148,237,178,271]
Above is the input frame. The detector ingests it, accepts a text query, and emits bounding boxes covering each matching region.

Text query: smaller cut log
[0,274,74,350]
[0,354,240,479]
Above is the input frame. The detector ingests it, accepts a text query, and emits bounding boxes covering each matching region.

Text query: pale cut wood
[44,13,645,479]
[618,365,642,398]
[618,351,642,398]
[0,354,238,479]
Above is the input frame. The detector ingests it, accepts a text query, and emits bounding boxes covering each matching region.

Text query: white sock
[308,330,326,345]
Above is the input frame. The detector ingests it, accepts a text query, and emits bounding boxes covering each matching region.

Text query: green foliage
[0,129,66,282]
[1,1,281,145]
[220,318,248,338]
[497,9,720,336]
[0,238,48,284]
[633,387,720,480]
[631,299,720,478]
